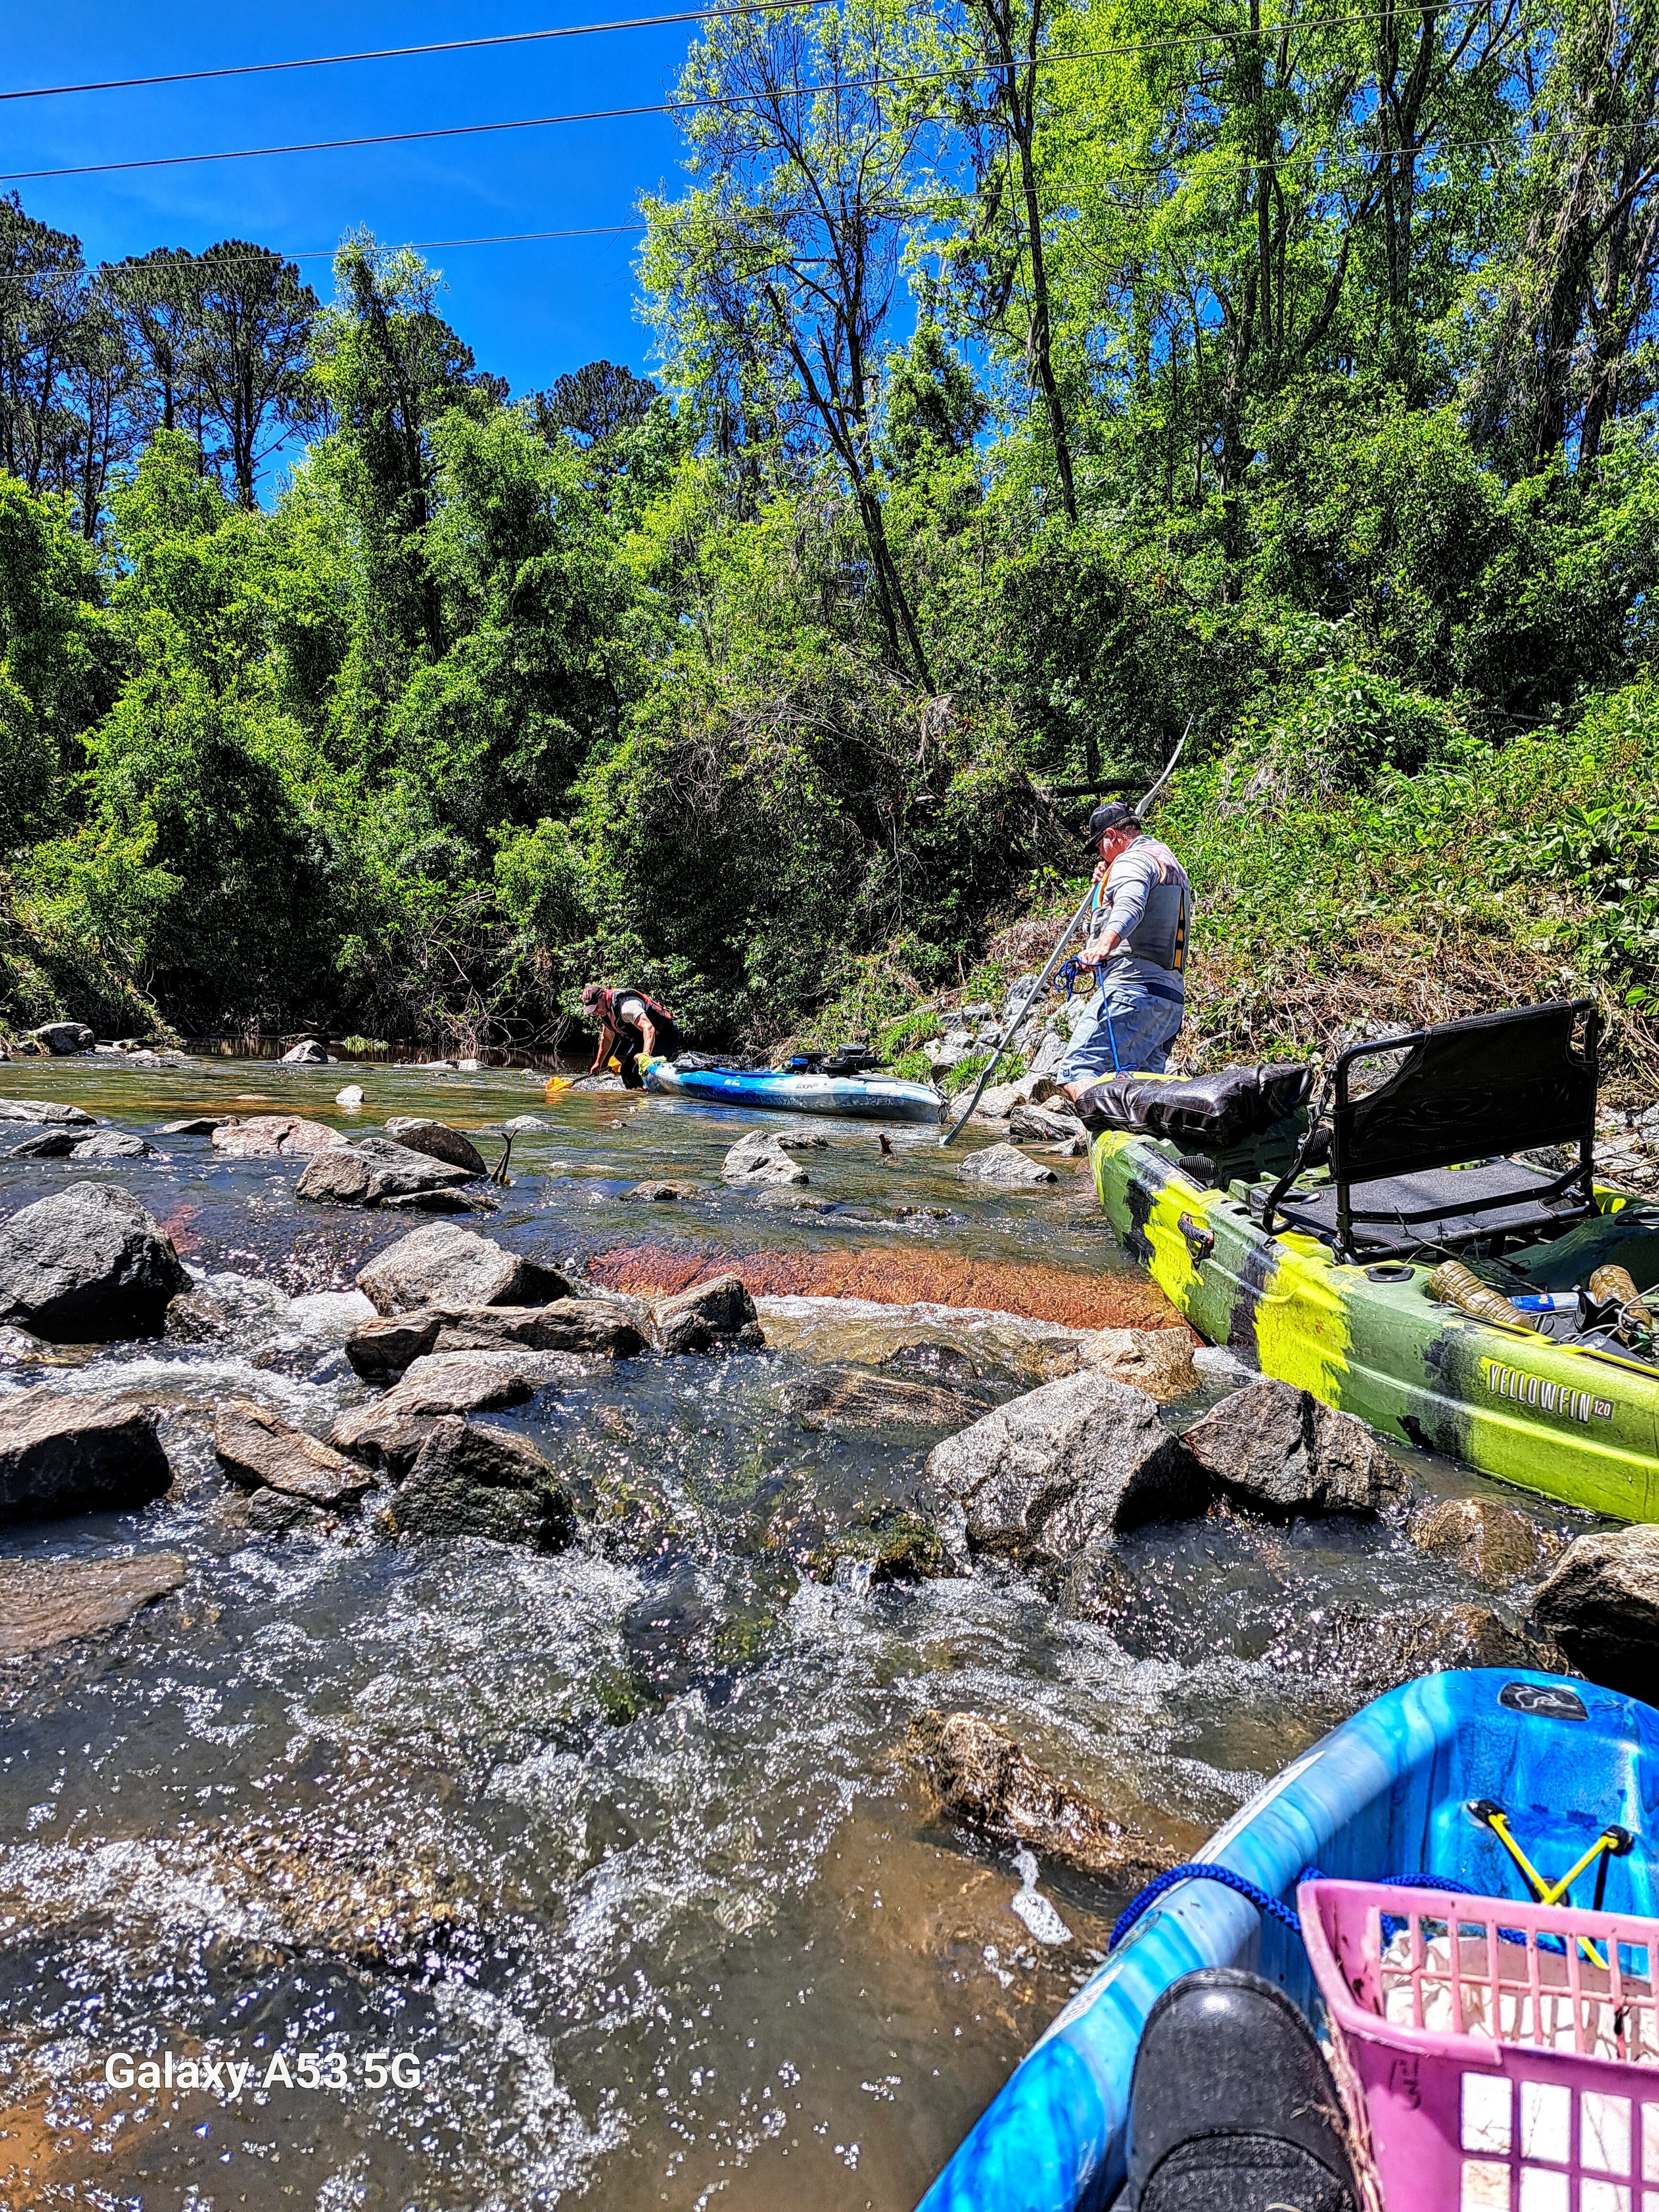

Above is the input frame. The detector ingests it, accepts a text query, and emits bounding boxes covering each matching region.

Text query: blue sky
[6,1,693,401]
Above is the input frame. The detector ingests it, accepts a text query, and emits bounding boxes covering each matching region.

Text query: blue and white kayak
[641,1058,942,1124]
[919,1668,1659,2212]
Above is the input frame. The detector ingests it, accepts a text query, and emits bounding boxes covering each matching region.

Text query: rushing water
[0,1057,1598,2212]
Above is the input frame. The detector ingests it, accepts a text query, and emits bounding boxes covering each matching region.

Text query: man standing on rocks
[579,984,685,1089]
[1058,801,1193,1095]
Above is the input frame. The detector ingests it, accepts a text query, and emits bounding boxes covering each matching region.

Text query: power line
[0,5,1511,188]
[0,2,822,105]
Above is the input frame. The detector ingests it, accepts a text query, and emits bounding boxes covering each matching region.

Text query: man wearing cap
[579,982,685,1088]
[1058,802,1194,1096]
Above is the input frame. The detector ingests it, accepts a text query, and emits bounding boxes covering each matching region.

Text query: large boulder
[387,1418,575,1551]
[958,1142,1058,1187]
[0,1391,173,1523]
[909,1710,1197,1887]
[332,1351,540,1468]
[926,1372,1206,1563]
[214,1400,374,1507]
[651,1272,763,1354]
[0,1183,188,1341]
[70,1131,153,1161]
[0,1099,97,1126]
[1410,1495,1562,1590]
[382,1119,489,1176]
[1532,1524,1659,1693]
[296,1142,474,1210]
[211,1115,347,1158]
[33,1022,94,1056]
[0,1552,187,1658]
[432,1302,645,1360]
[722,1130,808,1187]
[1181,1380,1405,1515]
[354,1224,575,1316]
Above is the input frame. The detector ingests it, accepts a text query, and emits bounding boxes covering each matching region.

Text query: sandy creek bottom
[0,1058,1600,2212]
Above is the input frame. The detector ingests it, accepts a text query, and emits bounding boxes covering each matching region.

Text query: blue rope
[1108,1862,1486,1953]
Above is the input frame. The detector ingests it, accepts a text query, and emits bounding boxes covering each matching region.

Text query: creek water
[0,1058,1595,2212]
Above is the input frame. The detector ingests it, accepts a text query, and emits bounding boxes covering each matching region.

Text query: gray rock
[433,1301,645,1360]
[214,1399,374,1506]
[281,1038,330,1063]
[0,1182,188,1341]
[926,1372,1206,1563]
[0,1324,45,1362]
[0,1390,173,1523]
[1182,1380,1405,1515]
[1009,1101,1081,1145]
[376,1187,492,1215]
[70,1131,153,1161]
[0,1099,98,1126]
[332,1352,539,1466]
[1532,1524,1659,1693]
[381,1118,488,1175]
[345,1311,445,1382]
[1410,1495,1562,1589]
[354,1223,575,1316]
[502,1116,548,1134]
[722,1130,808,1187]
[296,1141,473,1209]
[1026,1031,1068,1081]
[652,1272,763,1355]
[958,1141,1058,1187]
[388,1418,575,1551]
[0,1551,187,1657]
[7,1130,78,1159]
[211,1114,346,1158]
[33,1022,94,1055]
[623,1180,693,1202]
[1073,1327,1199,1404]
[157,1117,235,1136]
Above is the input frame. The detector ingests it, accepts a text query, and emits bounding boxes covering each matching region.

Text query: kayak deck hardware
[1178,1211,1215,1262]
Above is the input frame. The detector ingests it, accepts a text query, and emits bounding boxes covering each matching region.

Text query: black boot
[1127,1968,1360,2212]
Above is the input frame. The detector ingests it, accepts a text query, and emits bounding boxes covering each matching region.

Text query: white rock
[335,1085,365,1107]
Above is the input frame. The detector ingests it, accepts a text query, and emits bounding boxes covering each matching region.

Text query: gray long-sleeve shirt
[1082,834,1192,994]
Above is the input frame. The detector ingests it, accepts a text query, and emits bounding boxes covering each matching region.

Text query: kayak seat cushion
[1077,1063,1313,1149]
[1250,1161,1580,1250]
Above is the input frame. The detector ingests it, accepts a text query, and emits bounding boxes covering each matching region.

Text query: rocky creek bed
[0,1054,1632,2211]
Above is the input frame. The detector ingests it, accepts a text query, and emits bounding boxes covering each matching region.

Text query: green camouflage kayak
[1092,1123,1659,1520]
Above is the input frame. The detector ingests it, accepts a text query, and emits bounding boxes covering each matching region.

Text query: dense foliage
[2,0,1659,1067]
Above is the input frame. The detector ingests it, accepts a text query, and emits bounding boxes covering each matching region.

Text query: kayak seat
[1259,999,1600,1261]
[1251,1161,1579,1250]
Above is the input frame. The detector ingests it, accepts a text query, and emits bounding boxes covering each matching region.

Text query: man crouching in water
[1058,801,1193,1098]
[579,983,685,1090]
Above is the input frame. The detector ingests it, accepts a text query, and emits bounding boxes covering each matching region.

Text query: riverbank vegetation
[3,0,1659,1072]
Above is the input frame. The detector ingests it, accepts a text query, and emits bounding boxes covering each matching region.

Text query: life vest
[1108,837,1192,975]
[594,985,677,1038]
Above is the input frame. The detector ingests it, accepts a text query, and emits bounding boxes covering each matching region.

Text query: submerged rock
[387,1417,575,1551]
[784,1366,983,1432]
[0,1551,186,1656]
[214,1400,374,1507]
[0,1390,173,1523]
[33,1022,94,1055]
[212,1114,347,1158]
[1532,1524,1659,1693]
[355,1223,575,1315]
[1182,1379,1405,1515]
[0,1099,97,1126]
[381,1118,488,1175]
[813,1505,958,1585]
[927,1372,1206,1563]
[909,1712,1196,1886]
[722,1130,808,1187]
[1410,1494,1562,1589]
[958,1142,1058,1187]
[1073,1327,1199,1404]
[652,1272,763,1354]
[1273,1601,1565,1701]
[0,1181,188,1340]
[69,1130,153,1161]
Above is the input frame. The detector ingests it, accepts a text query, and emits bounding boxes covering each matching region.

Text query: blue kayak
[641,1058,942,1123]
[919,1667,1659,2212]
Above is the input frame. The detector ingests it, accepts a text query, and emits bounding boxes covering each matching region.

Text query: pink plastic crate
[1300,1877,1659,2212]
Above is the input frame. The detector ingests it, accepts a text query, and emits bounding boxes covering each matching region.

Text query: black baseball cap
[1088,801,1139,841]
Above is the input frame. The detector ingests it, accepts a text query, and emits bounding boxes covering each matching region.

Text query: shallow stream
[0,1058,1600,2211]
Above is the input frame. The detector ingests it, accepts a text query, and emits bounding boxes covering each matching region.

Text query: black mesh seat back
[1335,1001,1597,1183]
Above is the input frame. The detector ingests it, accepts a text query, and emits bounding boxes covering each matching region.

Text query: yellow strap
[1487,1812,1609,1965]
